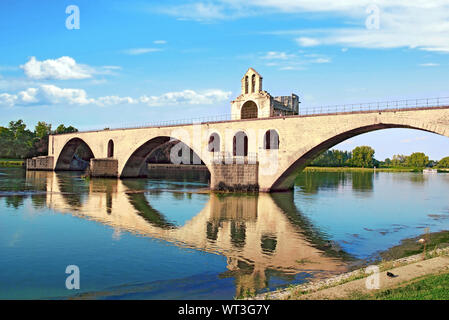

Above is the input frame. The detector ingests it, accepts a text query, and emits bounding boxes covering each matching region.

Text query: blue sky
[1,0,449,160]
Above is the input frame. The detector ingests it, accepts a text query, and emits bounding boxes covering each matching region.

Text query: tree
[406,152,429,168]
[0,126,13,158]
[35,122,52,139]
[437,156,449,168]
[391,154,407,167]
[310,149,352,167]
[55,124,78,134]
[350,146,375,168]
[7,120,34,158]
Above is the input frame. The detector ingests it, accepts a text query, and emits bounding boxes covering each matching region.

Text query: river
[1,168,449,299]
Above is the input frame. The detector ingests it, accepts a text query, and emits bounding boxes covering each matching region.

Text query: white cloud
[419,63,440,67]
[139,89,231,106]
[153,40,167,44]
[160,1,449,53]
[252,51,331,70]
[297,37,320,47]
[122,48,163,55]
[0,85,231,107]
[20,56,93,80]
[156,2,230,21]
[262,51,296,60]
[400,136,429,143]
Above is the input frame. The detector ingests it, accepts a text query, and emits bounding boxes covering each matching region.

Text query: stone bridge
[27,104,449,192]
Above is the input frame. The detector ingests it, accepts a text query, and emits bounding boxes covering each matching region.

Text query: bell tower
[241,68,263,95]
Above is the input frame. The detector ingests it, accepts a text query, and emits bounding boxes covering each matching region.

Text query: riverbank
[0,159,24,167]
[304,166,421,172]
[253,229,449,300]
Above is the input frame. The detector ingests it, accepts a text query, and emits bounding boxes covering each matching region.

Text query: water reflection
[21,170,348,297]
[296,171,374,194]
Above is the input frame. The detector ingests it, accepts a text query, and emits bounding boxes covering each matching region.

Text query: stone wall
[26,156,54,171]
[211,163,259,192]
[90,158,118,177]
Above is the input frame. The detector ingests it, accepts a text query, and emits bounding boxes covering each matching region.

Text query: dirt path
[251,248,449,300]
[298,256,449,299]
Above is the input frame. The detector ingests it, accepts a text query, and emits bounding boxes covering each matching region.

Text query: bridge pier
[210,163,259,192]
[26,156,54,171]
[90,158,118,178]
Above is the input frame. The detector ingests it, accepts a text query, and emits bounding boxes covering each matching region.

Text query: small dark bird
[387,272,398,278]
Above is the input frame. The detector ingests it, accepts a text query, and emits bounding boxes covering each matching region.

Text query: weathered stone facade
[211,163,259,192]
[231,68,300,120]
[26,156,54,171]
[90,158,118,177]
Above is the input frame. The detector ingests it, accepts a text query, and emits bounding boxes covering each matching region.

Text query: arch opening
[264,129,279,150]
[241,100,258,119]
[121,136,210,179]
[107,139,114,158]
[233,131,248,157]
[55,138,94,171]
[208,133,220,152]
[270,123,446,192]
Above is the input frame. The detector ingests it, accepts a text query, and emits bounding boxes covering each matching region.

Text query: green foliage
[0,119,78,159]
[437,156,449,168]
[310,150,352,167]
[35,121,52,139]
[55,124,78,134]
[406,152,429,168]
[350,146,375,168]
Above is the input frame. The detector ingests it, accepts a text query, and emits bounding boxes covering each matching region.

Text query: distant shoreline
[304,166,449,173]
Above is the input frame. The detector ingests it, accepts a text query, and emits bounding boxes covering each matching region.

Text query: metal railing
[297,96,449,116]
[60,96,449,134]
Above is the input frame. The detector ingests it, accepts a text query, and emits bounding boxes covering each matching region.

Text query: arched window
[245,76,249,94]
[208,133,220,152]
[107,139,114,157]
[251,74,256,93]
[241,100,258,119]
[233,131,248,156]
[264,130,279,149]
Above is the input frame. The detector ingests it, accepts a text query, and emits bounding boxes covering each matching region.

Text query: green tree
[55,124,78,134]
[391,154,407,167]
[310,149,351,167]
[437,156,449,168]
[7,120,34,158]
[350,146,375,168]
[406,152,429,168]
[35,121,52,139]
[0,126,14,158]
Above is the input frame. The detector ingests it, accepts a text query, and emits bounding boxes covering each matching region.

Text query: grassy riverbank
[354,271,449,300]
[0,158,24,167]
[304,166,421,172]
[256,229,449,300]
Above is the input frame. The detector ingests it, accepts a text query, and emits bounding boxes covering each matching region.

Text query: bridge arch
[269,121,449,192]
[55,137,95,171]
[120,136,211,178]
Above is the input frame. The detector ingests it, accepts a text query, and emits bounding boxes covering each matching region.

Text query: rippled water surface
[1,168,449,299]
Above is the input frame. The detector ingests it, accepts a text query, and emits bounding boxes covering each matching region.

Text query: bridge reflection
[26,171,349,297]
